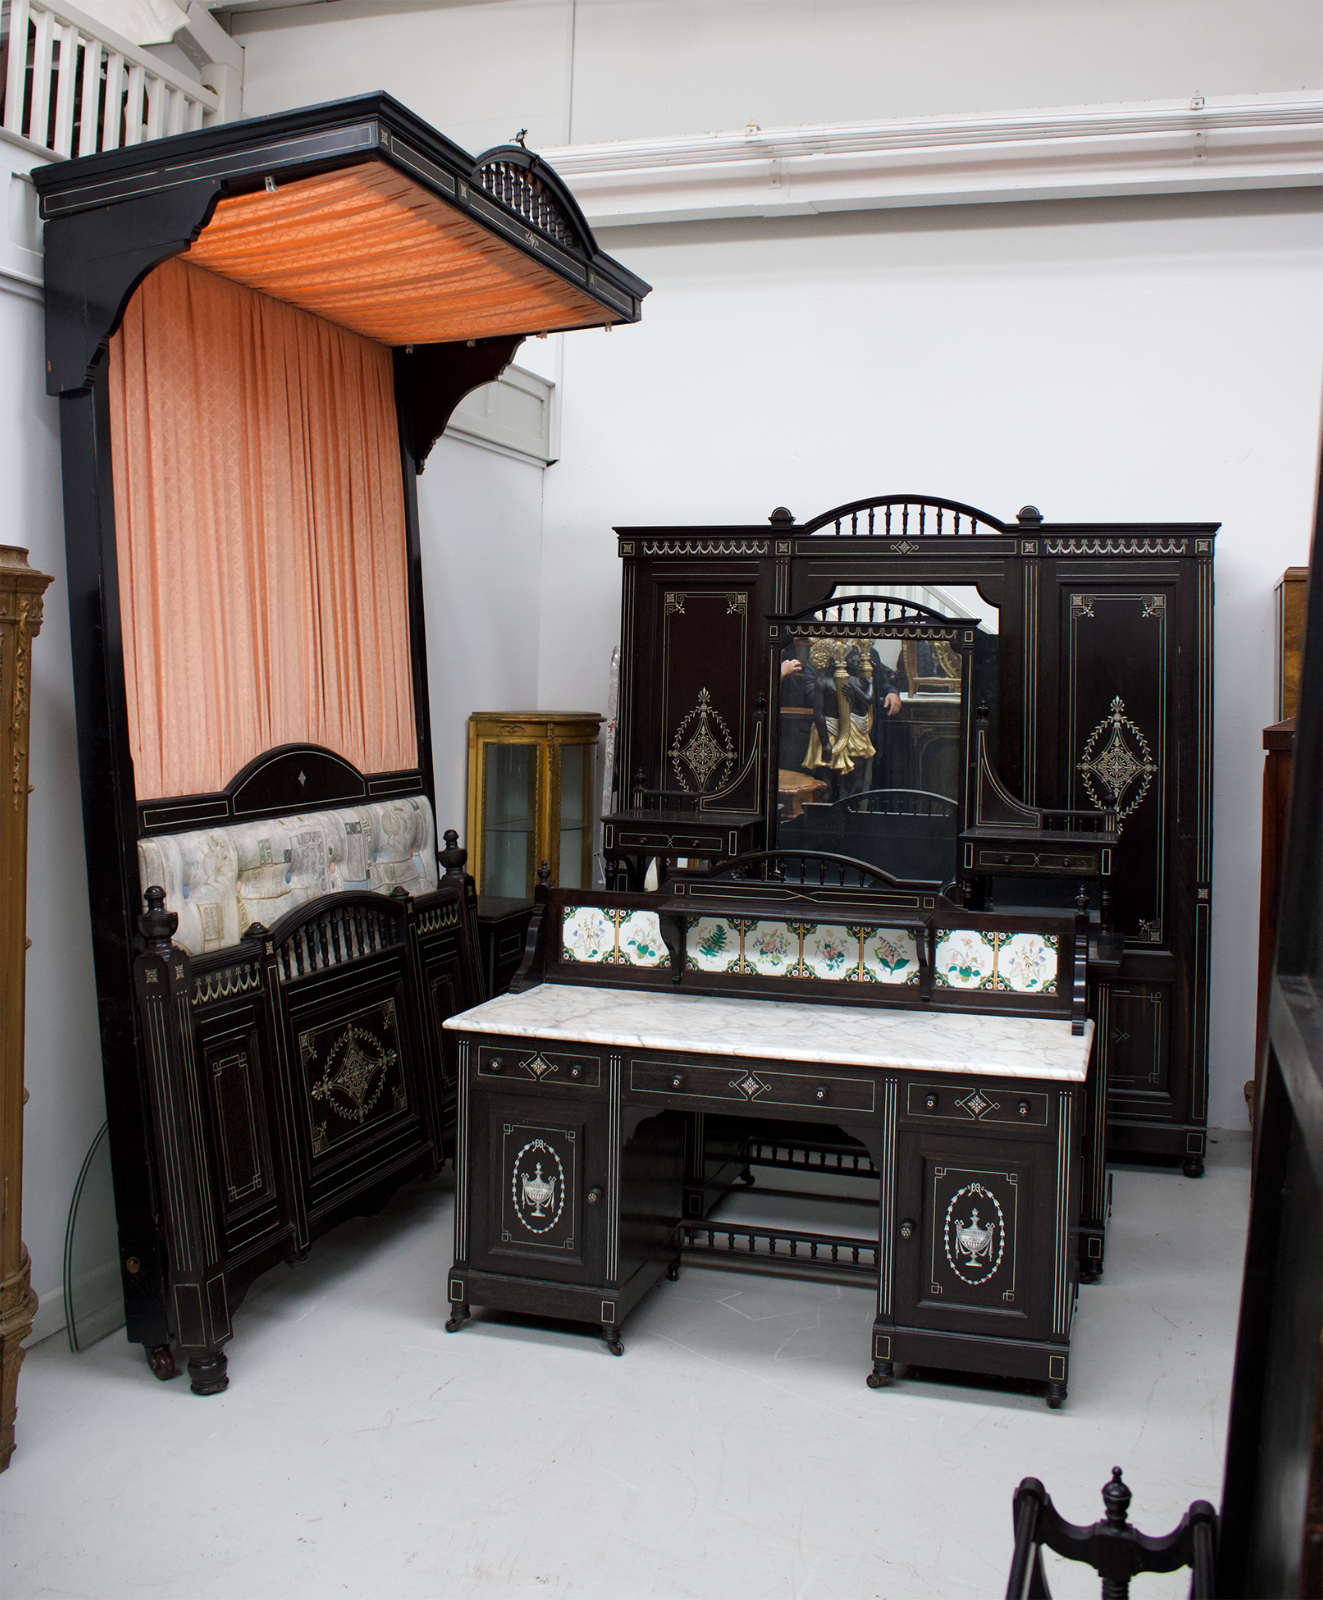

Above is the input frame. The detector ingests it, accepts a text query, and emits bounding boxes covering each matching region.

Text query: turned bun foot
[866,1360,893,1389]
[187,1352,228,1395]
[1183,1157,1205,1179]
[601,1325,624,1356]
[1046,1380,1067,1409]
[445,1303,470,1332]
[666,1259,680,1281]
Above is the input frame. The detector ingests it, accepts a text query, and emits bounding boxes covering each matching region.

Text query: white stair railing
[2,0,219,159]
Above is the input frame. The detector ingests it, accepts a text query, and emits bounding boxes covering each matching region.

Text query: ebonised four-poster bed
[33,95,649,1393]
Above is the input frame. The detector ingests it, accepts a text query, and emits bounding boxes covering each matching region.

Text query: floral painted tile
[561,904,617,963]
[687,916,741,972]
[997,931,1058,993]
[744,920,799,976]
[934,928,996,989]
[800,923,859,981]
[862,927,920,985]
[617,910,668,967]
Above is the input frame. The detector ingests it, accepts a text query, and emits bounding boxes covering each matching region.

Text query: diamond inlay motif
[521,1052,557,1080]
[730,1071,770,1100]
[669,688,736,794]
[956,1088,999,1120]
[1076,696,1158,835]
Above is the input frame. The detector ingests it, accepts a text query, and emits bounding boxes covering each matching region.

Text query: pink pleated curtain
[109,256,417,800]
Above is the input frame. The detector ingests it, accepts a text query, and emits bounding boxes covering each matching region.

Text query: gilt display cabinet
[612,496,1217,1182]
[467,712,604,899]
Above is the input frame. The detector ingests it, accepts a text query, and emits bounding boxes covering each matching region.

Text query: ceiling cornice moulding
[542,92,1323,227]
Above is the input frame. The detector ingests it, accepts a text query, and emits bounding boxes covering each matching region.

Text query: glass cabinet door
[557,743,595,891]
[482,742,539,899]
[468,714,604,898]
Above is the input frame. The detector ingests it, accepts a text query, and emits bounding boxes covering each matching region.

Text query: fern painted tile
[935,929,996,989]
[744,920,799,976]
[616,910,668,968]
[800,924,858,981]
[687,916,740,972]
[998,932,1058,993]
[863,927,920,985]
[561,904,617,963]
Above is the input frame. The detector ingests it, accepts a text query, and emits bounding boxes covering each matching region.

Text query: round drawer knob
[670,1073,684,1090]
[925,1093,938,1111]
[815,1086,827,1102]
[899,1219,915,1241]
[587,1186,603,1206]
[570,1065,583,1080]
[489,1057,503,1073]
[1018,1100,1031,1117]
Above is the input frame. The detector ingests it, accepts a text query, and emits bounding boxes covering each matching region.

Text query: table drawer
[975,848,1100,874]
[475,1043,602,1089]
[613,827,736,853]
[630,1057,875,1114]
[903,1080,1049,1129]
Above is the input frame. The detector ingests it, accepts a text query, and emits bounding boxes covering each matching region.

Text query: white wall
[232,0,1323,151]
[417,432,547,836]
[2,277,107,1343]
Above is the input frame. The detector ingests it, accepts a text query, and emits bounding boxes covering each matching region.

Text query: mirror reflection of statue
[803,643,902,799]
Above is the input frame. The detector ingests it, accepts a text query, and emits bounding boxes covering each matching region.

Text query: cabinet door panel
[467,1088,609,1286]
[1058,585,1174,949]
[1096,978,1174,1119]
[894,1128,1063,1344]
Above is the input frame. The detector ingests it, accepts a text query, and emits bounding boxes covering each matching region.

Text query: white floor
[3,1135,1249,1600]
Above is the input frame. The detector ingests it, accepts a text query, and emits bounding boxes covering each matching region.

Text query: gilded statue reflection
[802,640,902,799]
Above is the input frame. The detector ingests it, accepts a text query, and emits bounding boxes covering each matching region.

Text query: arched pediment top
[802,495,1013,538]
[472,143,597,259]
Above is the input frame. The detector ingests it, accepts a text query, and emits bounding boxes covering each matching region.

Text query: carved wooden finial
[976,699,991,724]
[1075,884,1090,915]
[138,885,178,950]
[1102,1467,1132,1528]
[1016,505,1043,526]
[439,828,468,878]
[537,860,552,891]
[768,506,795,524]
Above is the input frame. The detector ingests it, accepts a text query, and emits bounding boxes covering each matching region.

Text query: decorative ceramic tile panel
[862,927,921,985]
[744,920,799,976]
[934,929,997,989]
[687,917,742,973]
[616,910,668,968]
[560,904,617,964]
[997,932,1058,994]
[800,923,860,981]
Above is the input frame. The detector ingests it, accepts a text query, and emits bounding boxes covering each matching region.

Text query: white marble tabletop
[445,983,1093,1081]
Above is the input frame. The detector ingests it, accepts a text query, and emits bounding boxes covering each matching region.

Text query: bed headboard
[138,794,439,957]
